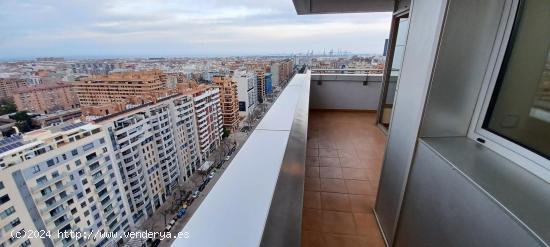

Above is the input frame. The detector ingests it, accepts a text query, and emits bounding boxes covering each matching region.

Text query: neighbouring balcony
[173,71,388,247]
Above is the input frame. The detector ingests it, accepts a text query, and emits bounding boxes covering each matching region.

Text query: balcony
[173,71,388,247]
[168,1,550,246]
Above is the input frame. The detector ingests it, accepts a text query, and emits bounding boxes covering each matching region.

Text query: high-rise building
[0,122,132,247]
[279,59,294,85]
[13,82,79,114]
[255,70,266,104]
[73,70,169,116]
[270,63,280,88]
[232,70,257,117]
[95,93,200,225]
[212,75,240,132]
[180,85,223,159]
[265,73,273,94]
[0,78,27,100]
[269,60,294,89]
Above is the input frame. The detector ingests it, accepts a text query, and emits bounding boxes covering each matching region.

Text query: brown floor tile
[345,180,375,195]
[307,141,319,149]
[320,178,348,193]
[302,208,322,231]
[321,192,351,212]
[302,230,325,247]
[307,148,319,157]
[340,157,367,168]
[323,234,369,247]
[322,211,357,235]
[319,148,339,157]
[306,158,320,167]
[319,167,343,179]
[367,168,381,183]
[304,191,322,209]
[337,149,357,158]
[353,213,385,246]
[319,157,340,167]
[306,167,320,178]
[334,142,356,150]
[318,141,335,149]
[362,157,383,171]
[341,168,369,181]
[349,195,373,213]
[304,177,321,191]
[356,148,384,161]
[303,111,387,247]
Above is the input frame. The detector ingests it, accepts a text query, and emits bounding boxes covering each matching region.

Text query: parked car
[208,171,215,179]
[191,191,199,198]
[152,239,161,247]
[224,155,231,161]
[198,183,206,192]
[177,208,187,218]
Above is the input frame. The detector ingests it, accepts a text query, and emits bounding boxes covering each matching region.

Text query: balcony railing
[311,68,384,74]
[310,73,383,111]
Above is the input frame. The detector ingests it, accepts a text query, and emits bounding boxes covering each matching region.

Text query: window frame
[468,0,550,181]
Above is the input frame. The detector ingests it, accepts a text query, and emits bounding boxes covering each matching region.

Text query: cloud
[0,0,392,59]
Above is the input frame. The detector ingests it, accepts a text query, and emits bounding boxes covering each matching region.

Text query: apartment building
[180,86,223,160]
[71,63,121,75]
[255,70,266,104]
[212,75,240,131]
[280,59,294,85]
[270,63,280,88]
[94,94,200,225]
[0,122,131,247]
[264,73,273,94]
[73,70,169,115]
[0,78,26,100]
[232,70,257,117]
[13,82,79,114]
[270,60,294,88]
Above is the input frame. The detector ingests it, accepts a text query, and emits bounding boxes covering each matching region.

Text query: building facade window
[0,195,10,205]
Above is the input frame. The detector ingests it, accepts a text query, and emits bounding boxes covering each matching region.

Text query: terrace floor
[302,110,386,247]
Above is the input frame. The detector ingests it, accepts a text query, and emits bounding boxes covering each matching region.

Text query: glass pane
[483,0,550,158]
[381,17,409,128]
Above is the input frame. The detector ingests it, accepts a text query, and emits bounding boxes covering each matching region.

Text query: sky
[0,0,392,60]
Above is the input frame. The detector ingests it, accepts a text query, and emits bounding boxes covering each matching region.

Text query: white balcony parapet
[173,71,310,247]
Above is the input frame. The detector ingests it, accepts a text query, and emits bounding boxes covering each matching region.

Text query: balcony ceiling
[293,0,394,14]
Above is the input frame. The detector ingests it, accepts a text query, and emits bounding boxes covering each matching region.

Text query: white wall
[309,74,382,110]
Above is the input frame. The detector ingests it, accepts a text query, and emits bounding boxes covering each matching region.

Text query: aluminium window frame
[468,0,550,181]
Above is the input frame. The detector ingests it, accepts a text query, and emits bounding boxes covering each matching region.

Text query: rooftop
[15,82,73,93]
